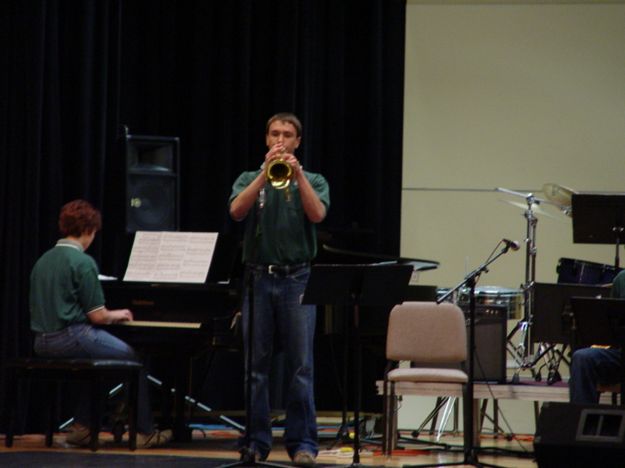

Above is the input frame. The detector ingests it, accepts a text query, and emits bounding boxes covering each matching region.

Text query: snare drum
[459,286,523,319]
[557,257,622,285]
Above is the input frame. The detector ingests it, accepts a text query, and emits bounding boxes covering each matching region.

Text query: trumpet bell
[266,159,292,189]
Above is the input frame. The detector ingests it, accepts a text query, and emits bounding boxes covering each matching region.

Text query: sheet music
[123,231,218,283]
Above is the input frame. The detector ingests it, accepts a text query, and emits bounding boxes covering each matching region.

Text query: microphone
[503,239,520,251]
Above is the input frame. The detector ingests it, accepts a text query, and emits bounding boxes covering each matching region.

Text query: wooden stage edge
[376,377,613,404]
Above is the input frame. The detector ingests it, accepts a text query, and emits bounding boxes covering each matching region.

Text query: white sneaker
[292,450,316,467]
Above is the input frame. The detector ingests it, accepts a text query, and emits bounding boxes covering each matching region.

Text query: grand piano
[100,233,243,441]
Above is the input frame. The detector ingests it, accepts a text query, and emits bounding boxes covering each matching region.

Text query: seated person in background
[29,199,172,448]
[569,269,625,403]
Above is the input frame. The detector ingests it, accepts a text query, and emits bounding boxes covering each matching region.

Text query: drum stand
[498,188,565,383]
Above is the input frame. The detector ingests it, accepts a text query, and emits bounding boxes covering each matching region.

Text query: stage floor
[1,424,538,467]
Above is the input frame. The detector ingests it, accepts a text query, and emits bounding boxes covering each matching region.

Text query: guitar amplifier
[412,304,507,383]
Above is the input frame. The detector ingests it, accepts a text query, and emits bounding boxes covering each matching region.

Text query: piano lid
[317,244,439,272]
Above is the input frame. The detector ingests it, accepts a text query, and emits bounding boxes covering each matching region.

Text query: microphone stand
[220,184,288,468]
[327,305,352,449]
[419,242,514,468]
[613,226,623,270]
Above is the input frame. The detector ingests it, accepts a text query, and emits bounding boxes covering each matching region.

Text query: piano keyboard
[116,320,202,329]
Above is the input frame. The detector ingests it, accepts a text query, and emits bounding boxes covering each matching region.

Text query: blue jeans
[241,266,318,459]
[569,347,622,403]
[33,323,154,434]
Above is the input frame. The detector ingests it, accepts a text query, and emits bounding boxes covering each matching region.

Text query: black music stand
[572,193,625,268]
[302,264,413,467]
[532,283,607,345]
[571,296,625,405]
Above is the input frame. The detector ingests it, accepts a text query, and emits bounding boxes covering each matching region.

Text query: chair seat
[388,367,468,384]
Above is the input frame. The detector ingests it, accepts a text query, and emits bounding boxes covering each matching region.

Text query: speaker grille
[124,134,179,232]
[127,173,177,232]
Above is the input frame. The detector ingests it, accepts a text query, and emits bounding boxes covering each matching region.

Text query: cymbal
[542,183,576,207]
[500,199,566,221]
[496,187,531,199]
[495,186,550,205]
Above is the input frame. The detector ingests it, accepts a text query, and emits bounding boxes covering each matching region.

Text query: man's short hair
[58,199,102,237]
[266,112,302,137]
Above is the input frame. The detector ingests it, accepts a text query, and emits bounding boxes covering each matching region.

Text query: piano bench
[3,357,142,451]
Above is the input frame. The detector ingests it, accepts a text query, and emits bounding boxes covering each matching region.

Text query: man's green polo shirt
[30,239,105,333]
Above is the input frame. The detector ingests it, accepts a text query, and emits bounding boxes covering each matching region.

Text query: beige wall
[402,1,625,291]
[399,0,625,436]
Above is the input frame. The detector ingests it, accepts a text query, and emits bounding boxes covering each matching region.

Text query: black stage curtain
[0,0,406,426]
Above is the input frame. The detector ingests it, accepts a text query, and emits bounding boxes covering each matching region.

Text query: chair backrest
[386,301,467,365]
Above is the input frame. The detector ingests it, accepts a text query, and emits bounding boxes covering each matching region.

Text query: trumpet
[266,158,293,190]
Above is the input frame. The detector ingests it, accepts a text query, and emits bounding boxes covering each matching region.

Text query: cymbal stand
[501,190,565,382]
[503,190,538,381]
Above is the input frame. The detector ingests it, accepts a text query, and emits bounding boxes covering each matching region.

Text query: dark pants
[569,347,622,403]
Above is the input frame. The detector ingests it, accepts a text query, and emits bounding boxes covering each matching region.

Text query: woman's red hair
[58,199,102,237]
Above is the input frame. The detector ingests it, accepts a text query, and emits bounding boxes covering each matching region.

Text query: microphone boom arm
[437,242,516,304]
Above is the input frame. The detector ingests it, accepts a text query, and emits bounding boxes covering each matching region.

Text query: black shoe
[240,446,267,463]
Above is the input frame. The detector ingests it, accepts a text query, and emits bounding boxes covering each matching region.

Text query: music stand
[572,193,625,268]
[532,282,608,344]
[571,297,625,405]
[302,264,413,466]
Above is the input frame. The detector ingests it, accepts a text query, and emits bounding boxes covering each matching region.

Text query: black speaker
[535,402,625,468]
[125,134,179,232]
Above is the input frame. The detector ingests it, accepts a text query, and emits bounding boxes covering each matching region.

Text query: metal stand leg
[411,397,450,438]
[479,399,508,439]
[435,397,457,441]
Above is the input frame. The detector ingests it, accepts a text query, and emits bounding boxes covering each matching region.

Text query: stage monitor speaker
[412,304,507,383]
[124,134,179,232]
[534,401,625,468]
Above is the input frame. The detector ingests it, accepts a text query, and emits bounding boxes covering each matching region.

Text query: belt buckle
[268,265,279,275]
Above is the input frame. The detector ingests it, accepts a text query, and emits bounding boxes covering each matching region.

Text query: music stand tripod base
[302,264,413,467]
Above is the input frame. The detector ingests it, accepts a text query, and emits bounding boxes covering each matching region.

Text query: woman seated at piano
[29,199,172,448]
[569,270,625,403]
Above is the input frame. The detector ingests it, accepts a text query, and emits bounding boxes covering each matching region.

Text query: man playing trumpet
[229,112,330,466]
